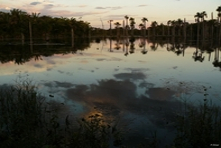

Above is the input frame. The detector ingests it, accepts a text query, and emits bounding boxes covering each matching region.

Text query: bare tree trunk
[144,22,146,37]
[219,25,221,45]
[183,20,186,40]
[190,25,193,40]
[123,20,125,37]
[46,33,50,43]
[29,21,33,45]
[197,22,200,41]
[126,20,128,37]
[131,28,134,37]
[162,25,165,36]
[202,22,205,41]
[71,28,74,48]
[211,25,214,40]
[167,26,170,37]
[21,33,25,45]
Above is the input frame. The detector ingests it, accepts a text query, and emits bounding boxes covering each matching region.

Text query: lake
[0,38,221,147]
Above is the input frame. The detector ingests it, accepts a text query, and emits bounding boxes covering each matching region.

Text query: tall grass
[173,99,221,148]
[0,79,123,148]
[0,79,46,147]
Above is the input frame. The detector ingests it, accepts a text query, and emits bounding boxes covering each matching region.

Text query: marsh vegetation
[0,79,221,148]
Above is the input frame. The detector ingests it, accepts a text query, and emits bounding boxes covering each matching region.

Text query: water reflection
[0,38,90,64]
[1,38,221,147]
[193,48,205,62]
[213,48,221,70]
[65,79,182,145]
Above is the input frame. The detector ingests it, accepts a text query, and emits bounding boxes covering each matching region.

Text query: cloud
[114,72,147,80]
[43,81,75,88]
[30,2,41,5]
[34,63,43,68]
[43,0,53,2]
[111,6,122,10]
[138,5,147,7]
[95,7,106,9]
[95,6,122,10]
[54,81,75,88]
[0,8,10,12]
[96,57,122,62]
[65,78,183,129]
[39,7,107,18]
[125,68,150,73]
[106,14,126,20]
[145,87,175,101]
[77,5,87,7]
[45,4,54,7]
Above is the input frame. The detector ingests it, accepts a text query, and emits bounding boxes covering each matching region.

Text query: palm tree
[200,11,207,21]
[151,21,158,37]
[138,23,144,36]
[194,12,201,41]
[69,18,76,47]
[124,15,129,36]
[217,6,221,23]
[114,22,121,37]
[171,20,177,37]
[28,12,40,45]
[39,15,53,42]
[176,18,183,37]
[10,9,29,45]
[141,17,148,37]
[183,18,188,40]
[159,23,165,36]
[129,17,135,37]
[216,6,221,43]
[167,20,172,36]
[108,20,113,37]
[201,11,207,41]
[0,12,11,41]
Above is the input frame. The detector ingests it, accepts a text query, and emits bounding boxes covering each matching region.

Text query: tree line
[96,6,221,42]
[0,9,91,45]
[0,6,221,44]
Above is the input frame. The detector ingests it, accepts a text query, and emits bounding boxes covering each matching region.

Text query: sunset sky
[0,0,220,29]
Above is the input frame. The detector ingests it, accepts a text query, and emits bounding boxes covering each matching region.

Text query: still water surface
[0,38,221,146]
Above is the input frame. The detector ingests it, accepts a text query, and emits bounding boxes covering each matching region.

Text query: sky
[0,0,220,29]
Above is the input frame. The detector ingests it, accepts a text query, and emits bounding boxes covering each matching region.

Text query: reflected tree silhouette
[109,39,113,52]
[129,39,135,54]
[114,39,121,50]
[34,54,43,61]
[124,39,129,56]
[150,41,158,51]
[166,42,186,56]
[139,38,147,54]
[213,48,221,69]
[192,48,205,62]
[0,38,220,69]
[174,43,184,56]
